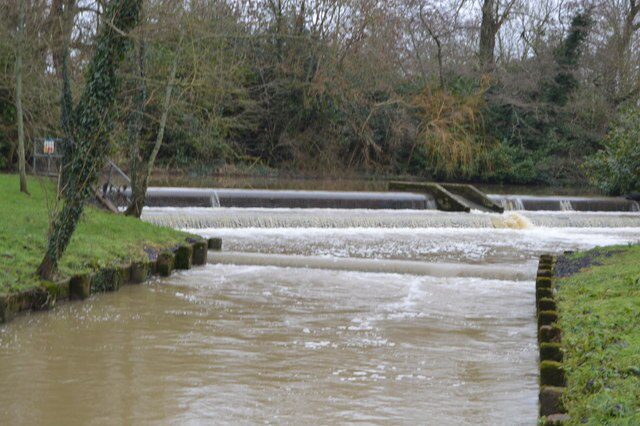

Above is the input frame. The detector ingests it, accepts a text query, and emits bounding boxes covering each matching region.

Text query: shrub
[586,107,640,195]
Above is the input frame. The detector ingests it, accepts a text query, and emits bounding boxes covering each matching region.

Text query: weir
[137,185,640,213]
[141,187,436,209]
[207,251,535,280]
[489,194,640,212]
[142,208,640,229]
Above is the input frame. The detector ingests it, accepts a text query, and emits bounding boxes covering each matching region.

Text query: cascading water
[142,207,640,229]
[140,187,640,212]
[489,194,639,212]
[499,197,525,211]
[559,199,573,211]
[3,188,640,425]
[210,189,221,207]
[142,187,435,209]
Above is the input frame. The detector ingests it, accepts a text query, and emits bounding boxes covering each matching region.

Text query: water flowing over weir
[207,252,536,280]
[3,194,640,424]
[142,187,437,209]
[142,207,640,229]
[489,194,640,212]
[140,187,640,212]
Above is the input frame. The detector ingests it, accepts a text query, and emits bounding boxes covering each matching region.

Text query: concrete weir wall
[536,254,569,426]
[142,188,434,210]
[489,194,640,212]
[440,183,504,213]
[388,181,470,212]
[0,238,223,325]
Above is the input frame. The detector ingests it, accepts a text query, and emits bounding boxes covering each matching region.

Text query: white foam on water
[142,207,640,229]
[193,226,640,266]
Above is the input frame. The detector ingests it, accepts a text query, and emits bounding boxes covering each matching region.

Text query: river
[1,209,640,425]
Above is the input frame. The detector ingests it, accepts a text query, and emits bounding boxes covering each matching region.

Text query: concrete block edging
[536,254,570,425]
[0,238,222,324]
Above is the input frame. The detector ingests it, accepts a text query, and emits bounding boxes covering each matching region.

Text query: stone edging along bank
[536,254,568,426]
[0,237,224,325]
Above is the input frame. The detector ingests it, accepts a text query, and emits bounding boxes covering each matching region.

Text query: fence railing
[32,137,132,211]
[99,159,131,210]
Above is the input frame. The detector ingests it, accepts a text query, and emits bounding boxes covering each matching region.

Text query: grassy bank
[556,245,640,424]
[0,174,191,294]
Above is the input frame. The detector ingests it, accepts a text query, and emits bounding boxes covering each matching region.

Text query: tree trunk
[38,0,143,279]
[126,41,180,218]
[145,53,178,183]
[58,1,74,193]
[610,0,640,104]
[15,0,28,194]
[479,0,497,72]
[124,28,147,218]
[48,0,76,80]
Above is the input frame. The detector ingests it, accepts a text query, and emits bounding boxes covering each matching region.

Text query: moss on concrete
[156,252,174,277]
[536,277,553,290]
[69,274,91,300]
[208,237,222,251]
[540,342,564,362]
[42,279,70,304]
[539,325,562,343]
[537,269,553,279]
[92,267,124,293]
[192,241,207,265]
[537,287,554,301]
[540,386,566,416]
[541,361,566,386]
[538,310,559,328]
[174,245,193,270]
[538,298,558,312]
[129,262,149,284]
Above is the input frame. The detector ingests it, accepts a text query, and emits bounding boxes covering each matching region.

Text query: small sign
[44,139,55,154]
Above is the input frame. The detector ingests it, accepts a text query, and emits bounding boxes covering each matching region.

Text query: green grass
[0,174,191,294]
[557,245,640,425]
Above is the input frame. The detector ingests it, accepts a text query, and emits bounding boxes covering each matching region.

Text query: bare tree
[15,0,28,194]
[479,0,518,71]
[607,0,640,104]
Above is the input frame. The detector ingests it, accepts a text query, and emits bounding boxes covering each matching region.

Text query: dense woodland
[0,0,639,192]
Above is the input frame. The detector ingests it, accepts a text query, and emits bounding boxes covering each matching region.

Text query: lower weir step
[207,251,535,281]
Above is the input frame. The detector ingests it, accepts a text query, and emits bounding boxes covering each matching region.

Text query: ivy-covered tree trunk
[38,0,143,280]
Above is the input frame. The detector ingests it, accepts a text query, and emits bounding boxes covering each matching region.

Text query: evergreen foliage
[38,0,143,279]
[483,10,594,184]
[586,107,640,195]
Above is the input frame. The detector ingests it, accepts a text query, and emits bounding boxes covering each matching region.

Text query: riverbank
[0,174,192,295]
[555,245,640,424]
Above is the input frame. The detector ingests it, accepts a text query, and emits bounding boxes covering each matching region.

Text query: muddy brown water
[0,267,537,425]
[2,211,640,425]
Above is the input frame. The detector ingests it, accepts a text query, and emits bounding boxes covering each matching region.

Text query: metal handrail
[100,159,132,210]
